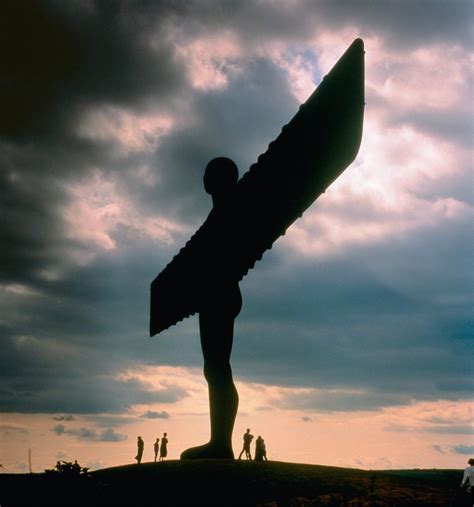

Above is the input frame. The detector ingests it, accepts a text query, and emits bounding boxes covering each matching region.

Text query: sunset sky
[1,0,473,473]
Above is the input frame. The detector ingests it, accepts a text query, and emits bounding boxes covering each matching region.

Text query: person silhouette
[261,438,268,461]
[135,436,144,464]
[254,435,264,461]
[154,437,160,463]
[159,432,168,461]
[460,458,474,505]
[238,428,254,460]
[180,158,241,460]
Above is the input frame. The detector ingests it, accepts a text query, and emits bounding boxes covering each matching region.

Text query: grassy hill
[0,460,469,506]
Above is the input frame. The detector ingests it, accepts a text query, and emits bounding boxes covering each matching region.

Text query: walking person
[159,432,168,461]
[135,436,144,464]
[154,437,160,463]
[460,458,474,506]
[238,428,254,460]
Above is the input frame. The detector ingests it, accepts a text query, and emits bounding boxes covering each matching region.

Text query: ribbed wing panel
[150,39,365,336]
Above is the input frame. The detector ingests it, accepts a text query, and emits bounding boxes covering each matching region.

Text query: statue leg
[181,288,241,459]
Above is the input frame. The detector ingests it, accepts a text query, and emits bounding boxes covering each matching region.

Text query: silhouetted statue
[135,436,144,464]
[150,39,365,460]
[238,428,254,460]
[177,158,241,460]
[154,438,160,463]
[159,433,168,461]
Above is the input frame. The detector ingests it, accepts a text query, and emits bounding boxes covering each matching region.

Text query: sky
[1,0,473,473]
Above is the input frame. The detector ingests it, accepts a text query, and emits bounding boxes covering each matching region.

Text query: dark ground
[0,460,470,506]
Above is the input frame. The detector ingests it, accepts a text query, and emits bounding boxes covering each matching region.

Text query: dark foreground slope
[0,460,469,506]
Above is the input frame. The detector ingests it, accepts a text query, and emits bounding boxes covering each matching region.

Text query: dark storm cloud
[1,208,471,412]
[1,0,472,416]
[231,211,473,408]
[1,0,187,141]
[159,0,473,50]
[0,0,189,289]
[0,1,301,293]
[309,0,473,49]
[0,331,188,413]
[51,423,127,442]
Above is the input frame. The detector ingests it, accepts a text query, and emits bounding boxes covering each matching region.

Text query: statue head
[203,157,238,199]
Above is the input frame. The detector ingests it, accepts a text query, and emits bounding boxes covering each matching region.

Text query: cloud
[51,424,66,435]
[0,0,472,421]
[85,415,138,428]
[432,445,446,454]
[1,1,188,141]
[0,424,29,435]
[424,426,474,435]
[0,336,189,413]
[140,410,170,419]
[450,445,474,455]
[276,387,411,413]
[385,424,474,435]
[51,424,127,442]
[302,416,313,423]
[52,414,75,421]
[99,428,128,442]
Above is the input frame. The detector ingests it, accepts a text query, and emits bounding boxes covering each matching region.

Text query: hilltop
[0,460,468,506]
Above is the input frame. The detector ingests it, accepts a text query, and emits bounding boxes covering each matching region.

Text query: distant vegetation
[45,460,89,477]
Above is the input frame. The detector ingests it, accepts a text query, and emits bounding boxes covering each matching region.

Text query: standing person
[135,436,144,464]
[254,436,264,461]
[261,438,268,461]
[159,432,168,461]
[460,458,474,506]
[238,428,254,460]
[154,437,160,463]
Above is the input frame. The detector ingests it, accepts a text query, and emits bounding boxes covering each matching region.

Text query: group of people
[135,429,268,464]
[238,428,268,462]
[135,433,168,464]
